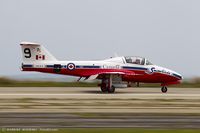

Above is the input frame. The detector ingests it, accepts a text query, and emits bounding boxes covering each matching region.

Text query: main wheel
[108,85,115,93]
[101,86,108,93]
[161,86,168,93]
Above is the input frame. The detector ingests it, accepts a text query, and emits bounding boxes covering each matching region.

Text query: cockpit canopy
[125,56,153,65]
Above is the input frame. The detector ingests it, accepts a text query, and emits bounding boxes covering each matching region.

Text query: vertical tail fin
[20,42,57,63]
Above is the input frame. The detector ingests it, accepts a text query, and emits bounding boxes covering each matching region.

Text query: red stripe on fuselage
[22,67,180,83]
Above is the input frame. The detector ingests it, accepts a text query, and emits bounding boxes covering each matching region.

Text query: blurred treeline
[0,77,200,88]
[0,77,97,87]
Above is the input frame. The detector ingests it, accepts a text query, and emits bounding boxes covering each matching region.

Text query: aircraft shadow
[80,90,132,94]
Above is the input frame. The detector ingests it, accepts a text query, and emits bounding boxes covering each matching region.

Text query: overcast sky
[0,0,199,78]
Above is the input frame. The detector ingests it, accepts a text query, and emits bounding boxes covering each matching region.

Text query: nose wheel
[161,86,168,93]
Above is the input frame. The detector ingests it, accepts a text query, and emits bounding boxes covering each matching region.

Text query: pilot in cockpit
[135,59,141,64]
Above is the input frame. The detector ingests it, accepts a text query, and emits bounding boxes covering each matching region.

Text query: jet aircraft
[20,42,183,93]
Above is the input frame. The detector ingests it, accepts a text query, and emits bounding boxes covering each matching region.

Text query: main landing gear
[101,85,115,93]
[100,75,115,93]
[161,86,168,93]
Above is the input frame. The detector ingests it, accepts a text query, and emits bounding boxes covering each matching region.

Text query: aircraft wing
[83,71,137,81]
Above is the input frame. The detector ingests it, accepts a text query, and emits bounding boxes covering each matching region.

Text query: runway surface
[0,87,200,128]
[1,113,200,129]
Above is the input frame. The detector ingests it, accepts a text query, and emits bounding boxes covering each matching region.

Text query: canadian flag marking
[36,55,45,60]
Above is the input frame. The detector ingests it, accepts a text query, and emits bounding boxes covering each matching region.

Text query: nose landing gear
[161,86,168,93]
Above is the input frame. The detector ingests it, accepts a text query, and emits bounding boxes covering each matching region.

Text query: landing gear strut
[161,86,168,93]
[100,75,115,93]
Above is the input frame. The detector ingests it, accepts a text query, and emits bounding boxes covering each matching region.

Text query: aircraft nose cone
[154,66,183,80]
[172,72,183,80]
